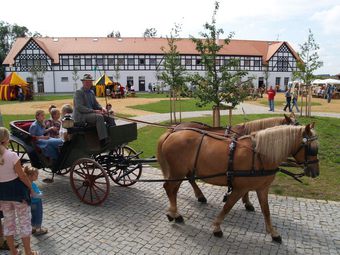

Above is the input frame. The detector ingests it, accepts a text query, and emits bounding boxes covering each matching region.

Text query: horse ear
[310,122,315,129]
[290,112,295,118]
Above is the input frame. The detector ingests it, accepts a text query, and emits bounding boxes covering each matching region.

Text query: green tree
[72,67,80,91]
[293,29,323,117]
[159,23,187,123]
[107,30,121,38]
[190,1,248,127]
[143,28,157,38]
[0,21,31,80]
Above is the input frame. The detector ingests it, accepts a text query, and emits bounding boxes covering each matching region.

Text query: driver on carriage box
[73,74,116,146]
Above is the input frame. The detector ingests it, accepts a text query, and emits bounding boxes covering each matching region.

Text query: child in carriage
[29,110,63,163]
[24,167,48,236]
[59,104,74,142]
[45,108,61,138]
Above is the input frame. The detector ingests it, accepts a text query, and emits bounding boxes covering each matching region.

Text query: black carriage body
[62,123,138,168]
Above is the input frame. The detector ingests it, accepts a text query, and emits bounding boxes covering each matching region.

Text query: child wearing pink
[0,127,38,255]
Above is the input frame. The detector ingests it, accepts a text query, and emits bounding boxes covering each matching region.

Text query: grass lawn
[134,92,169,98]
[129,98,214,113]
[129,114,340,201]
[0,94,73,105]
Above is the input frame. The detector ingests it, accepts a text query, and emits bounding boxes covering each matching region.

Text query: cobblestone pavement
[1,167,339,255]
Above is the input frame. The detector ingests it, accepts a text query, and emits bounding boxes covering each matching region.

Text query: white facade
[4,38,299,93]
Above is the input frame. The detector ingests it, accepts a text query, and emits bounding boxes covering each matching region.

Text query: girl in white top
[0,127,38,255]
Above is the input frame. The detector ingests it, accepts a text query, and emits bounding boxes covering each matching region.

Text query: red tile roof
[3,37,301,65]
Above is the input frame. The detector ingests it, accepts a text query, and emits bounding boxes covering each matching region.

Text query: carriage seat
[15,121,34,133]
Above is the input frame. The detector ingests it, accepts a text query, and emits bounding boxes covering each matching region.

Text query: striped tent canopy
[0,72,29,100]
[94,74,113,97]
[94,74,113,86]
[1,72,28,86]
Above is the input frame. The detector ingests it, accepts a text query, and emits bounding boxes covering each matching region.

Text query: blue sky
[1,0,339,74]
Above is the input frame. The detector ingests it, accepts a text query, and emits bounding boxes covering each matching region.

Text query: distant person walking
[283,88,292,112]
[292,88,300,112]
[266,86,276,111]
[326,84,335,103]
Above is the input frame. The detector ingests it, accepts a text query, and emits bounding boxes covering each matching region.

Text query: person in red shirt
[267,86,276,111]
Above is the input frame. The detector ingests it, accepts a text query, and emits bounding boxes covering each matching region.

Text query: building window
[117,58,125,65]
[139,58,145,65]
[27,59,33,66]
[244,57,250,67]
[196,59,202,65]
[73,58,81,66]
[284,77,289,86]
[127,58,134,65]
[61,77,69,82]
[85,59,92,66]
[62,59,69,66]
[254,60,261,67]
[20,59,27,66]
[185,59,192,66]
[149,58,157,65]
[224,59,230,66]
[108,58,114,65]
[96,58,103,66]
[275,77,281,86]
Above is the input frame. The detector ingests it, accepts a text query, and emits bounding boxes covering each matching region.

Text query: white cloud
[311,5,340,34]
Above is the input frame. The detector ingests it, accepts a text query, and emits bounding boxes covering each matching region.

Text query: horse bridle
[292,134,319,167]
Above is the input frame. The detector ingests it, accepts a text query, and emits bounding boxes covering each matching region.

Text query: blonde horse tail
[157,131,172,179]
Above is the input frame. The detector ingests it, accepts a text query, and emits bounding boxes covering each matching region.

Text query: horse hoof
[245,204,255,212]
[198,197,207,203]
[213,231,223,238]
[272,235,282,244]
[175,216,184,223]
[166,214,174,222]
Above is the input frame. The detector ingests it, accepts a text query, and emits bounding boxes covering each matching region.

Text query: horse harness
[174,127,318,202]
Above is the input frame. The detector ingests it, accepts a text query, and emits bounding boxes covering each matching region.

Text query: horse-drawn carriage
[9,120,155,205]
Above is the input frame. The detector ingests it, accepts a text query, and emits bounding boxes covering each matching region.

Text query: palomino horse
[173,113,298,210]
[157,124,319,242]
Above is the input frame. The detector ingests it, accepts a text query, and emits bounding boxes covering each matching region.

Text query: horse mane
[244,117,285,134]
[254,125,310,163]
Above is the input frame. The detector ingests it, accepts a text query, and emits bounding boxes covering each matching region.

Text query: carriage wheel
[70,158,110,205]
[9,140,31,166]
[108,145,142,187]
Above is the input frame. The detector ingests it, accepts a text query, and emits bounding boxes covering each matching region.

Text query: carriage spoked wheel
[9,140,31,166]
[108,145,142,187]
[69,158,110,205]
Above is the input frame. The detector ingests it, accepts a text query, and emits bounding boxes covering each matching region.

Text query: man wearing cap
[73,74,115,146]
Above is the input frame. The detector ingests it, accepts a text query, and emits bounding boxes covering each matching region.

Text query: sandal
[34,227,48,236]
[31,251,39,255]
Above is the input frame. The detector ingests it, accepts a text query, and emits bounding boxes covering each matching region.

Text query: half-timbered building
[3,37,301,92]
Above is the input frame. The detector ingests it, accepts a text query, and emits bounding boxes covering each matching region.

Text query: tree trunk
[308,86,312,117]
[169,90,173,124]
[213,106,221,127]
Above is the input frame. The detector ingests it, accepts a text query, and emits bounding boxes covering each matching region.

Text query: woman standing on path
[0,127,38,255]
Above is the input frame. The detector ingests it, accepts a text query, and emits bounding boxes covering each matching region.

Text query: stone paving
[1,167,339,255]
